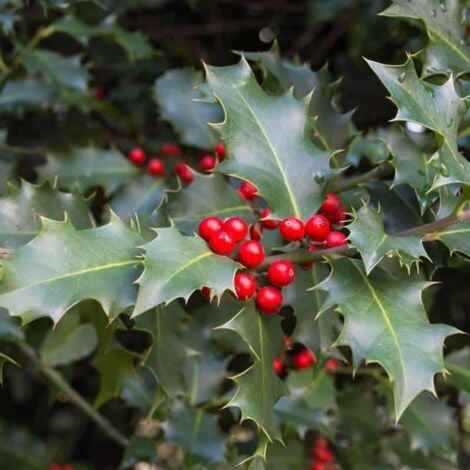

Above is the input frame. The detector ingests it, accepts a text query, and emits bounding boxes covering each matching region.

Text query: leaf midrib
[222,73,301,218]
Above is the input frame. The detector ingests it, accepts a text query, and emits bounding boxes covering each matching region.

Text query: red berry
[310,463,326,470]
[147,158,165,176]
[238,181,258,200]
[259,208,279,230]
[300,245,316,270]
[199,155,216,172]
[273,357,284,375]
[214,141,226,160]
[268,260,295,287]
[209,230,235,255]
[234,272,256,300]
[314,435,329,450]
[249,223,262,241]
[294,348,316,369]
[279,217,305,241]
[325,231,347,248]
[325,359,339,372]
[320,193,341,216]
[224,217,248,243]
[312,448,334,463]
[161,142,181,156]
[201,286,211,299]
[328,204,346,224]
[93,87,104,100]
[305,214,330,241]
[256,286,283,314]
[198,216,224,241]
[175,162,193,184]
[238,240,265,267]
[128,147,146,166]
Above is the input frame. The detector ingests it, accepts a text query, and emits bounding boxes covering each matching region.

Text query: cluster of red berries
[48,464,74,470]
[128,141,226,184]
[273,338,316,376]
[310,436,336,470]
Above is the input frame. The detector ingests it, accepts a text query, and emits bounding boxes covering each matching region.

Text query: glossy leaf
[219,302,288,441]
[445,348,470,393]
[348,204,427,273]
[0,180,93,249]
[317,258,458,418]
[154,68,222,149]
[0,214,142,324]
[133,227,240,316]
[205,57,331,220]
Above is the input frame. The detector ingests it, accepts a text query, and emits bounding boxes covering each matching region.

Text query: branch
[261,209,470,267]
[329,163,393,193]
[21,345,129,447]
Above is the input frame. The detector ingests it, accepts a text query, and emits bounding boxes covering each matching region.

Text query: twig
[329,163,393,193]
[20,345,129,448]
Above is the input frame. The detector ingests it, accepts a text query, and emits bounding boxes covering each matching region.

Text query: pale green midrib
[224,75,301,218]
[0,259,138,296]
[190,408,203,456]
[436,228,470,236]
[351,261,407,392]
[446,362,470,379]
[257,314,269,433]
[427,24,469,65]
[171,204,251,221]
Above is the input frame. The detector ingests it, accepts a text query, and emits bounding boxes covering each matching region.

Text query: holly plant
[0,1,469,469]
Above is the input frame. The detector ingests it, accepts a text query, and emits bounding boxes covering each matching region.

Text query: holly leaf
[0,158,16,195]
[316,258,458,418]
[218,302,288,442]
[166,172,253,234]
[38,147,139,195]
[400,393,457,456]
[348,204,428,274]
[136,303,189,397]
[367,57,470,189]
[445,348,470,393]
[0,77,54,110]
[164,402,225,463]
[133,227,240,316]
[432,219,470,257]
[0,214,142,324]
[0,352,18,385]
[110,174,165,220]
[0,180,93,249]
[205,57,331,220]
[245,42,354,150]
[381,0,470,77]
[0,308,24,343]
[283,264,339,353]
[154,68,222,149]
[40,312,98,367]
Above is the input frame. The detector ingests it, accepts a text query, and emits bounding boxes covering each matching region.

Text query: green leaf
[432,219,470,257]
[381,0,470,77]
[121,367,161,414]
[164,402,225,463]
[133,227,240,316]
[283,264,339,353]
[49,16,154,60]
[445,348,470,393]
[348,204,428,273]
[110,174,165,220]
[39,147,139,195]
[205,57,331,220]
[245,42,354,150]
[0,78,54,110]
[400,393,457,456]
[264,437,304,470]
[0,352,18,385]
[154,68,222,149]
[219,302,288,441]
[0,158,16,195]
[166,172,253,234]
[40,312,98,367]
[367,57,470,189]
[0,308,24,343]
[121,435,157,467]
[317,258,458,418]
[136,303,189,396]
[0,214,142,324]
[0,180,93,249]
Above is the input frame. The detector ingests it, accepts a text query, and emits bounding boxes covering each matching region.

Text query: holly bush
[0,1,469,469]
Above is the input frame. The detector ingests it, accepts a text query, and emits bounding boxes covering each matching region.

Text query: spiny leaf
[432,219,470,257]
[367,57,470,189]
[348,204,428,273]
[0,180,93,249]
[245,42,354,150]
[219,302,288,441]
[316,258,459,418]
[38,146,139,195]
[166,172,253,234]
[445,348,470,393]
[0,157,16,195]
[400,393,457,457]
[381,0,470,77]
[153,68,222,149]
[205,56,331,220]
[283,264,339,353]
[133,226,240,316]
[0,214,142,324]
[0,77,54,110]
